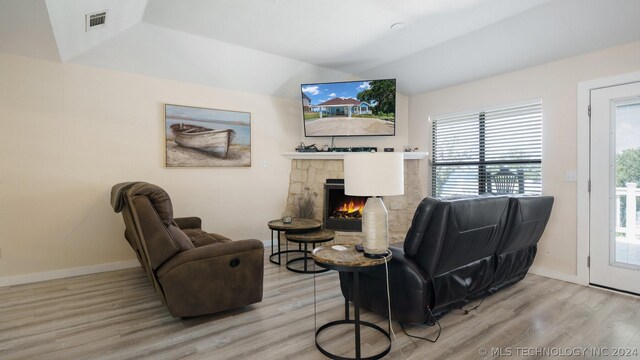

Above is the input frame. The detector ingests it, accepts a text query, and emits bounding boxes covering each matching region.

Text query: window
[431,100,542,196]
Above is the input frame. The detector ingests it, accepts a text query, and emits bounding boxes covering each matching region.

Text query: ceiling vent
[85,11,108,31]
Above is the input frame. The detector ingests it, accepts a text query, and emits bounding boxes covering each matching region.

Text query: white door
[590,82,640,294]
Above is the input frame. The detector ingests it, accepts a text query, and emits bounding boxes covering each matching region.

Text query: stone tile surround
[283,159,423,245]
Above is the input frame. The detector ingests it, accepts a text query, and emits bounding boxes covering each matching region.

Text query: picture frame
[165,104,251,167]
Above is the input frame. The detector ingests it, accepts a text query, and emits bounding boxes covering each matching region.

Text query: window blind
[432,101,542,196]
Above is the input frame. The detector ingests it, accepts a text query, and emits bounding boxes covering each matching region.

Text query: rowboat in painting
[170,123,236,158]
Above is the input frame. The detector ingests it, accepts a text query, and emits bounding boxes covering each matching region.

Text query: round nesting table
[312,245,392,360]
[284,229,335,274]
[267,219,321,265]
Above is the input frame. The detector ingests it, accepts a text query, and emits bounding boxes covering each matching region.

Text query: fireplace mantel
[281,152,428,160]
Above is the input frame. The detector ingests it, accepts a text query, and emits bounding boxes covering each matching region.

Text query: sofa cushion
[432,197,509,275]
[403,196,510,310]
[490,196,554,290]
[409,196,509,277]
[403,197,439,258]
[167,225,195,251]
[183,228,232,247]
[498,196,555,254]
[133,184,174,226]
[131,195,180,269]
[130,183,196,252]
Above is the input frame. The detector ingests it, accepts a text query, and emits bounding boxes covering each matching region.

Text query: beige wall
[409,41,640,276]
[4,41,639,281]
[0,53,302,278]
[0,53,408,279]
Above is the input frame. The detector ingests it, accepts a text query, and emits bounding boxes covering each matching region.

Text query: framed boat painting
[165,104,251,167]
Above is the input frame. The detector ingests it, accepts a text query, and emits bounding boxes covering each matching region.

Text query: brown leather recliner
[111,182,264,318]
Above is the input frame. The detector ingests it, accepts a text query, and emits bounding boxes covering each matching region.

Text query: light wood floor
[2,253,640,360]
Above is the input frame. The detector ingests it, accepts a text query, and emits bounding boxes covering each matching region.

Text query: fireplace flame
[337,199,365,216]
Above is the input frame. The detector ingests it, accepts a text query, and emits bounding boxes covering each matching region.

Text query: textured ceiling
[0,0,639,97]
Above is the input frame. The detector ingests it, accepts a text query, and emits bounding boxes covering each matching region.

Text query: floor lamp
[344,153,404,257]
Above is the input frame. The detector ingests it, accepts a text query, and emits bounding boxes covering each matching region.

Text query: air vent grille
[86,11,107,31]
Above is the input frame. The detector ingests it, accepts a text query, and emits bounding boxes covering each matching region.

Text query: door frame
[577,70,640,287]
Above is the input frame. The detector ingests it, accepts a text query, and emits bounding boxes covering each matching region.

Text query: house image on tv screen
[302,92,312,112]
[302,79,396,137]
[313,98,371,117]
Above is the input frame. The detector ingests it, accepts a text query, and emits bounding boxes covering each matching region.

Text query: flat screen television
[301,79,396,137]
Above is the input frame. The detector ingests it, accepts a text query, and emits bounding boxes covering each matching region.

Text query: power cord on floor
[400,268,442,343]
[402,295,485,343]
[383,256,397,340]
[458,297,485,315]
[400,306,442,343]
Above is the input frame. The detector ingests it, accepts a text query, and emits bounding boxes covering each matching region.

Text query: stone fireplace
[283,155,425,245]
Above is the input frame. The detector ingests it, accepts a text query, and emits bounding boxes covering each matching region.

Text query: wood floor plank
[1,252,639,360]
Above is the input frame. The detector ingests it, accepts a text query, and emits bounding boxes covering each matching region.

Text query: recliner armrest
[388,247,432,301]
[157,239,264,277]
[174,216,202,230]
[156,238,264,317]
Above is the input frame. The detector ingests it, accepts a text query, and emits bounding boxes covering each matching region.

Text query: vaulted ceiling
[1,0,639,97]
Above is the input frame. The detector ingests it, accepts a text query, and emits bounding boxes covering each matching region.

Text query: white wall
[0,53,302,279]
[409,41,640,277]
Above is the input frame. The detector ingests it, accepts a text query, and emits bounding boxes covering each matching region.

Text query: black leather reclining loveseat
[339,195,554,324]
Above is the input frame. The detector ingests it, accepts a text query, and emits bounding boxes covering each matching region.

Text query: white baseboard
[528,265,580,284]
[2,239,274,288]
[0,260,140,287]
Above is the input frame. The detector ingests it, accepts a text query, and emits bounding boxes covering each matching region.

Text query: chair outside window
[488,167,525,194]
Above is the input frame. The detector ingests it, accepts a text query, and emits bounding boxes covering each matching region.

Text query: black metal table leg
[268,219,322,266]
[268,229,285,265]
[286,242,329,274]
[345,296,350,320]
[270,230,305,265]
[303,242,308,272]
[354,271,361,359]
[315,270,391,360]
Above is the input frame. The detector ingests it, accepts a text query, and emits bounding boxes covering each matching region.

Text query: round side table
[267,219,321,265]
[284,229,335,274]
[312,245,392,360]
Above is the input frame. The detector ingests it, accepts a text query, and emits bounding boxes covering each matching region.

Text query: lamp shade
[344,153,404,196]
